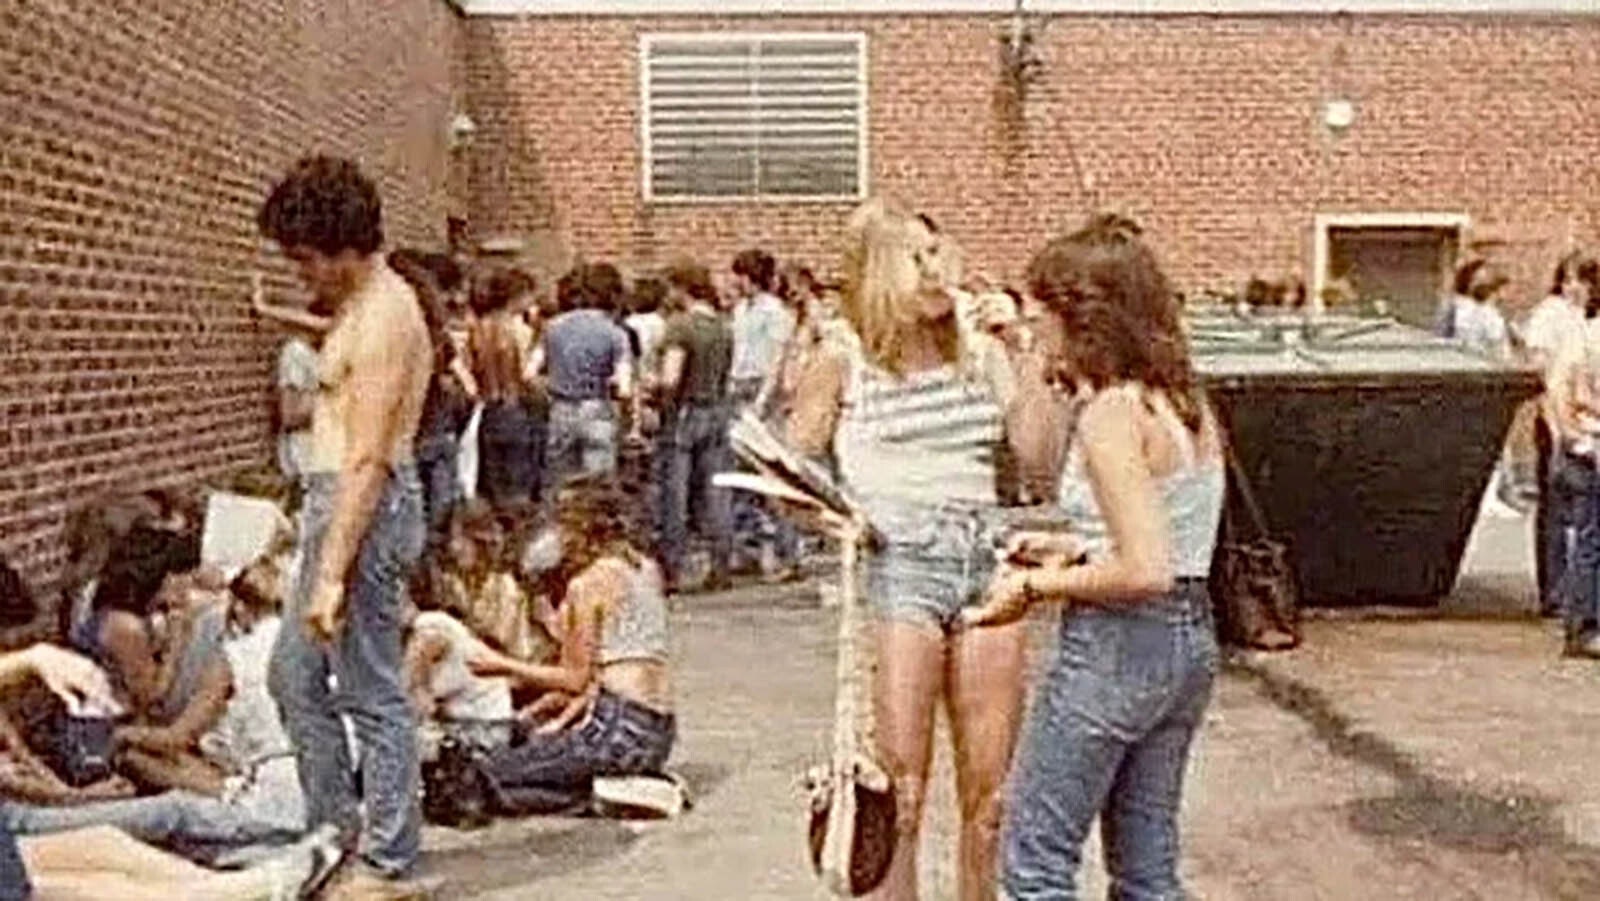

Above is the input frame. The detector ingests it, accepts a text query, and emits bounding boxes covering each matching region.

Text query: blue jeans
[479,690,676,817]
[0,813,26,901]
[268,469,426,878]
[1003,580,1218,901]
[417,432,459,547]
[867,502,999,633]
[479,400,541,508]
[545,398,617,500]
[1553,450,1600,639]
[658,402,733,587]
[1,791,300,863]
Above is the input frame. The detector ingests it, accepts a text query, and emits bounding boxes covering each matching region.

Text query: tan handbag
[805,531,897,896]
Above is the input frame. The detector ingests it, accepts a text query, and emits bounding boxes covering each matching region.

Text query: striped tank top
[834,352,1004,553]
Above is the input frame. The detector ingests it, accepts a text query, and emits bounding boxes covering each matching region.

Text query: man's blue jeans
[1002,581,1217,901]
[1553,450,1600,639]
[544,398,617,501]
[416,431,459,548]
[479,399,541,508]
[658,403,733,588]
[269,468,426,878]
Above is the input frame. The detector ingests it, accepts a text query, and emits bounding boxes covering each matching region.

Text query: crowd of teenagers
[0,152,1321,901]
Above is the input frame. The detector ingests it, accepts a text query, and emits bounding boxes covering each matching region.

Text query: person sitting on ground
[404,500,548,755]
[0,642,341,901]
[415,500,560,682]
[465,473,676,816]
[60,489,204,695]
[106,569,233,797]
[2,544,313,866]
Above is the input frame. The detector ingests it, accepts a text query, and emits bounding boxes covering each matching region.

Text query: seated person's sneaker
[591,771,693,820]
[264,824,345,901]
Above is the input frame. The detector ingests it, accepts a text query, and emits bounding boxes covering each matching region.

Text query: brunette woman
[464,473,675,814]
[809,198,1043,901]
[964,216,1225,899]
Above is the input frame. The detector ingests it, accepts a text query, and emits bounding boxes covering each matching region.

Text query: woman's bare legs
[24,826,292,900]
[868,621,946,901]
[947,620,1030,901]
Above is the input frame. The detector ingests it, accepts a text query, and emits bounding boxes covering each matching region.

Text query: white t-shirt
[731,292,797,383]
[198,616,305,831]
[1446,296,1510,357]
[412,611,515,722]
[626,311,667,374]
[275,338,318,480]
[1546,317,1600,451]
[1522,295,1584,366]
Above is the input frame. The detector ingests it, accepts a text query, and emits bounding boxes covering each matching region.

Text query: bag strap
[1221,428,1272,543]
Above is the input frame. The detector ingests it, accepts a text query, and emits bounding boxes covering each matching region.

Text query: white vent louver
[643,34,867,201]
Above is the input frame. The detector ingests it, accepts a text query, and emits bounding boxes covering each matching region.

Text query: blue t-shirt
[0,810,30,901]
[542,309,630,402]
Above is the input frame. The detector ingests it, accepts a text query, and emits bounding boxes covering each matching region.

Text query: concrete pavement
[417,498,1596,899]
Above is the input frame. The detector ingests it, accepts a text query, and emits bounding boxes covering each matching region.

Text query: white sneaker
[592,772,692,819]
[265,824,345,901]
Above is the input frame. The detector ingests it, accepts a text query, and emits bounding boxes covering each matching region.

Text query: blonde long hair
[840,197,966,376]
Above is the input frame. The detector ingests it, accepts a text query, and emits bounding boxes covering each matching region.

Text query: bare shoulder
[1078,384,1144,436]
[570,559,629,609]
[347,269,428,360]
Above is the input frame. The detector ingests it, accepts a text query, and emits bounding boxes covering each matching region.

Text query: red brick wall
[0,1,467,589]
[462,12,1600,303]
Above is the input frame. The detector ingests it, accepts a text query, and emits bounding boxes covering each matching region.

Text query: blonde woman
[817,198,1041,900]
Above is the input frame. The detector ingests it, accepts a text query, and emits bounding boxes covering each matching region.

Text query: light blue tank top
[1055,392,1225,578]
[599,559,670,665]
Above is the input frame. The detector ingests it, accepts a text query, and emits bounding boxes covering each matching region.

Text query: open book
[713,410,884,550]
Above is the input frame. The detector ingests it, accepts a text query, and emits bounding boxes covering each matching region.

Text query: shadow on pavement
[423,762,733,897]
[1229,656,1600,897]
[428,821,640,897]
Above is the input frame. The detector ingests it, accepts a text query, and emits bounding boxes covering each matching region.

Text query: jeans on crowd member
[545,398,617,499]
[1536,419,1574,617]
[1002,580,1217,901]
[478,690,675,817]
[416,432,459,549]
[268,469,426,878]
[727,379,780,570]
[1,785,302,865]
[770,449,841,569]
[478,400,541,508]
[658,403,733,589]
[0,815,27,901]
[1553,450,1600,641]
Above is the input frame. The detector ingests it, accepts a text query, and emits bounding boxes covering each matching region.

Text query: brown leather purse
[1213,438,1300,651]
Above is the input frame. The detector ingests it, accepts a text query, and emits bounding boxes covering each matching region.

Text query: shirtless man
[256,156,433,897]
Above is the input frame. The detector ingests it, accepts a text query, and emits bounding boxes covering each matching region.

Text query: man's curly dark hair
[257,155,384,256]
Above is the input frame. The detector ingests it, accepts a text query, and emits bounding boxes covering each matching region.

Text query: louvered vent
[642,33,867,201]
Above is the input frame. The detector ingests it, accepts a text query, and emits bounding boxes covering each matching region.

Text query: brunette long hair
[1026,214,1207,434]
[545,473,644,606]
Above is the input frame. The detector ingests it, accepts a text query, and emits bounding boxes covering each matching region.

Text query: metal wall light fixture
[448,112,478,151]
[1000,0,1043,99]
[1323,99,1355,132]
